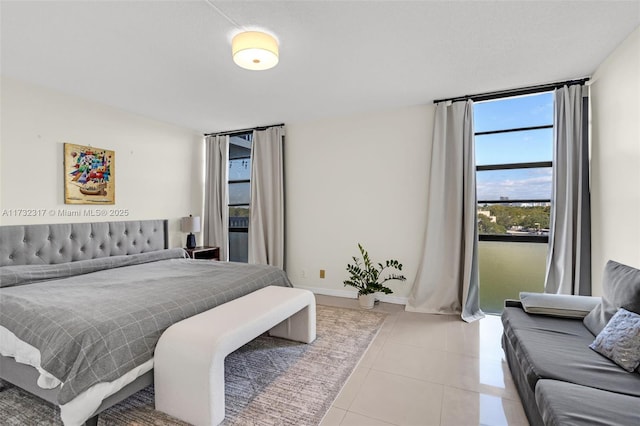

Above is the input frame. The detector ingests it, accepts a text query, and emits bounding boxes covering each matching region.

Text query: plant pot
[358,293,375,309]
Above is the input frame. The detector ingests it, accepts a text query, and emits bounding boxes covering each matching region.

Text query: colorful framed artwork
[64,143,115,204]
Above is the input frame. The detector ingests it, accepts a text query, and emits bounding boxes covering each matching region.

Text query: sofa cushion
[520,292,600,318]
[535,379,640,426]
[584,260,640,336]
[502,306,640,397]
[589,308,640,372]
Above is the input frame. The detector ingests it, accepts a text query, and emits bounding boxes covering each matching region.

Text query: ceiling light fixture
[204,1,279,71]
[232,31,279,71]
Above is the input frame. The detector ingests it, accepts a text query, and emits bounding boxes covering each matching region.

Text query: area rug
[0,304,386,425]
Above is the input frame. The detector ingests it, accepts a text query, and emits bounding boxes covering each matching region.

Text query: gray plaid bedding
[0,248,188,288]
[0,252,292,404]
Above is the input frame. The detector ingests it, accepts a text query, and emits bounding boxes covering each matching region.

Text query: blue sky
[477,168,552,201]
[474,92,553,132]
[475,92,553,201]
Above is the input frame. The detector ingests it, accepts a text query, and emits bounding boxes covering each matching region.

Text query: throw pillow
[583,260,640,336]
[520,292,600,318]
[589,308,640,372]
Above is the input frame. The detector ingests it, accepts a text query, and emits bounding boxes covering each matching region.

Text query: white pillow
[520,292,601,319]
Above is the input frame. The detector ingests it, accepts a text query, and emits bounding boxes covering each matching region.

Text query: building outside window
[228,133,252,262]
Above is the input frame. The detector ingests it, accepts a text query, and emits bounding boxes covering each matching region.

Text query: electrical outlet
[319,269,325,279]
[301,269,306,278]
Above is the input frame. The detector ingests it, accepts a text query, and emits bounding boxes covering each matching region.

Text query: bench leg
[269,304,316,343]
[209,356,226,426]
[156,349,227,426]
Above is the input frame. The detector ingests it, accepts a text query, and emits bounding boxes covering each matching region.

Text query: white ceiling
[2,1,639,133]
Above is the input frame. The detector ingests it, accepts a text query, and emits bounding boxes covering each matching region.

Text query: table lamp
[180,215,201,249]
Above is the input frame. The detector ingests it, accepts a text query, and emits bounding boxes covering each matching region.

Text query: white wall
[0,77,203,247]
[590,27,640,295]
[285,105,434,301]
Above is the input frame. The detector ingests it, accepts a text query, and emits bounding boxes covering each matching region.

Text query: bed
[0,219,292,426]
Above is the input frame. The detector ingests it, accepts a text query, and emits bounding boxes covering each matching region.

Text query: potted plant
[343,243,406,309]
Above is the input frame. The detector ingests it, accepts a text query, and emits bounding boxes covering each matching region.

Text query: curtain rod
[204,123,285,137]
[433,77,590,104]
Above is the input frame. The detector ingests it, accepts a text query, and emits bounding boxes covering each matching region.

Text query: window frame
[474,95,553,244]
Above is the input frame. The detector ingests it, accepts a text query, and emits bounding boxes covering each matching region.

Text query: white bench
[154,285,316,426]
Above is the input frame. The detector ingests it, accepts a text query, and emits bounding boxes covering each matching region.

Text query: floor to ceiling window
[474,91,553,313]
[228,133,252,262]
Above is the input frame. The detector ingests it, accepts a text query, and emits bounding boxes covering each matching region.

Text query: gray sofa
[501,261,640,426]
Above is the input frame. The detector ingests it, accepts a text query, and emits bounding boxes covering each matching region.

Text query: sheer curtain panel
[544,85,591,295]
[248,126,285,268]
[406,100,483,322]
[204,135,229,261]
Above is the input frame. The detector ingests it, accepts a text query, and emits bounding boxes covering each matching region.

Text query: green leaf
[344,243,406,296]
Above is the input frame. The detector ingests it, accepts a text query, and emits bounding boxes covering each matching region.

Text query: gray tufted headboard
[0,220,169,267]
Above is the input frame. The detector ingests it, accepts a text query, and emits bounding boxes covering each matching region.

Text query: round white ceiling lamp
[232,31,279,71]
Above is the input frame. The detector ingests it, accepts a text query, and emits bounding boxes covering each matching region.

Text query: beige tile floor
[316,295,529,426]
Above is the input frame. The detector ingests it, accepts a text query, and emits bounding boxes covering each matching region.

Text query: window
[474,92,553,243]
[228,133,252,262]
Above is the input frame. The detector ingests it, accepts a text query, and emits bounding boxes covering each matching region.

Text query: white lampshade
[232,31,279,71]
[180,216,201,233]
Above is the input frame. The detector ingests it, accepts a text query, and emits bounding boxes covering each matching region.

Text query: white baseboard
[376,294,409,305]
[294,286,357,299]
[294,285,408,306]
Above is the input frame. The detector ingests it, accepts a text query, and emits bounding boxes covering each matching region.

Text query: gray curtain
[544,85,591,295]
[248,126,284,268]
[406,100,484,322]
[204,135,229,261]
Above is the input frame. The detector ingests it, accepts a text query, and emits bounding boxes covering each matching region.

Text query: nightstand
[184,246,220,261]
